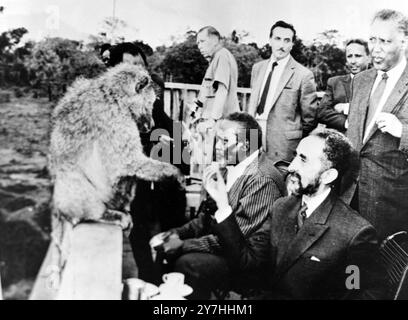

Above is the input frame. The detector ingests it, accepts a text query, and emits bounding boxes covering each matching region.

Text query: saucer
[159,283,193,297]
[144,283,160,298]
[150,293,186,300]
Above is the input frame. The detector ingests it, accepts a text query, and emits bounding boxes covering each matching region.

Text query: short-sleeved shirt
[200,47,239,119]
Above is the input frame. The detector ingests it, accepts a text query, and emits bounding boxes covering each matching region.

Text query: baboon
[49,63,181,229]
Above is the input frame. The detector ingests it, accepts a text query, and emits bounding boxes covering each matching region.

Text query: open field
[0,89,53,299]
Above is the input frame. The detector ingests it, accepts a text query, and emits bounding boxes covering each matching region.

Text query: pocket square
[310,256,321,262]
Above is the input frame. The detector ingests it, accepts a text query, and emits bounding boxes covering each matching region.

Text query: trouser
[173,252,231,300]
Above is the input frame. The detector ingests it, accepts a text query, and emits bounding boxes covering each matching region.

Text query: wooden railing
[164,82,252,121]
[164,82,324,122]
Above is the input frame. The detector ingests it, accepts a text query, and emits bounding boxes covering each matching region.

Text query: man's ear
[321,168,338,185]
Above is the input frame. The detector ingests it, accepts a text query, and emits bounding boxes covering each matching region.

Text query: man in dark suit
[318,39,370,132]
[343,9,408,241]
[247,20,318,162]
[206,128,387,299]
[152,112,286,299]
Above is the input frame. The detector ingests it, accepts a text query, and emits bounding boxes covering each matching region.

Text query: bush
[14,87,23,98]
[0,92,11,103]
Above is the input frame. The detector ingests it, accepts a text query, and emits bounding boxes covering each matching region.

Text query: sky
[1,0,408,48]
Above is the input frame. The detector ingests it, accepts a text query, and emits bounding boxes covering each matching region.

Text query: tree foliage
[159,32,207,84]
[25,38,106,100]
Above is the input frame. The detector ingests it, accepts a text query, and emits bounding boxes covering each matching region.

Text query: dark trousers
[129,180,187,285]
[173,252,231,300]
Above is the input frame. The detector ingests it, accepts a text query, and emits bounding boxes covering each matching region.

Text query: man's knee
[174,253,203,278]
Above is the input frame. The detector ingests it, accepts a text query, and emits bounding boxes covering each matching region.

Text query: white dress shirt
[302,187,331,219]
[363,57,407,142]
[214,150,260,222]
[256,54,291,120]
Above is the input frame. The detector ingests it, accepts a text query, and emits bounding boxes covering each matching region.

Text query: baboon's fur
[49,63,179,225]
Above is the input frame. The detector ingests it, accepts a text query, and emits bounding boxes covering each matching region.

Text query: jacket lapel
[227,154,258,208]
[274,192,335,280]
[269,56,296,109]
[354,69,377,149]
[362,65,408,147]
[249,60,270,115]
[274,197,300,267]
[341,74,352,101]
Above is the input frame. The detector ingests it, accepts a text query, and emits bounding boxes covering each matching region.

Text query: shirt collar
[377,57,407,80]
[226,149,260,191]
[302,187,331,218]
[209,44,223,61]
[269,54,291,69]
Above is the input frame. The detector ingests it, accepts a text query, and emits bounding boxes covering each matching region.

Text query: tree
[160,31,207,84]
[224,40,260,87]
[0,27,28,61]
[25,38,105,100]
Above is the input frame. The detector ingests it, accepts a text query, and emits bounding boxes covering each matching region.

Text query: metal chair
[380,231,408,299]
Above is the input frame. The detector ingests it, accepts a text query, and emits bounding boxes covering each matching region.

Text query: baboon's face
[108,64,156,132]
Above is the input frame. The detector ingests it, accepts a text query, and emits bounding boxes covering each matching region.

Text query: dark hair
[346,38,369,55]
[310,128,356,180]
[198,26,221,40]
[109,42,148,67]
[100,43,111,56]
[269,20,296,42]
[223,112,263,152]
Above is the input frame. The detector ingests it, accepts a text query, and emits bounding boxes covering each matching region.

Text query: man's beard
[287,171,322,196]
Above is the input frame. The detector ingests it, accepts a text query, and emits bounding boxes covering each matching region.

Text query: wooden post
[30,222,123,300]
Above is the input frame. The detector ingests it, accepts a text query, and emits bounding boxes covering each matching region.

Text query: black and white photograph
[1,0,408,303]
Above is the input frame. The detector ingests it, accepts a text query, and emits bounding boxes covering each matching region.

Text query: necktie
[296,202,308,232]
[256,61,278,115]
[364,72,388,134]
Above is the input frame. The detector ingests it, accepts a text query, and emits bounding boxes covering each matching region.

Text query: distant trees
[148,30,261,87]
[0,27,31,86]
[153,31,207,84]
[25,38,105,100]
[1,19,349,98]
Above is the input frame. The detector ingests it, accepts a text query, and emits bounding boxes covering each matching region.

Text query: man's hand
[158,134,174,146]
[334,103,350,115]
[376,112,403,138]
[162,233,184,258]
[202,164,229,211]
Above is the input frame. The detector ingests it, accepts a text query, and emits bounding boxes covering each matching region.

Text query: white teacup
[162,272,185,289]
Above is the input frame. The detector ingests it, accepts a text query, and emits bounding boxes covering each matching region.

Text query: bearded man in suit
[207,128,388,299]
[318,39,370,132]
[248,20,318,162]
[343,9,408,241]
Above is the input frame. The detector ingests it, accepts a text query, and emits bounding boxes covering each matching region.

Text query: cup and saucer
[153,272,193,299]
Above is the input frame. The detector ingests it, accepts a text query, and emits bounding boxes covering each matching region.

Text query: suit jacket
[317,74,350,132]
[173,151,286,254]
[343,66,408,240]
[215,192,388,299]
[248,56,318,162]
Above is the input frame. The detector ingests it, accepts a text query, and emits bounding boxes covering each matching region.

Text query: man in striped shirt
[155,112,286,299]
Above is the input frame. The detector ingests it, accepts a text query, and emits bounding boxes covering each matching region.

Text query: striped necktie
[296,202,308,232]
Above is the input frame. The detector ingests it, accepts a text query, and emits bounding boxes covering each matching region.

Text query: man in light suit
[152,112,286,299]
[207,129,387,299]
[248,20,318,162]
[318,39,370,132]
[343,9,408,241]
